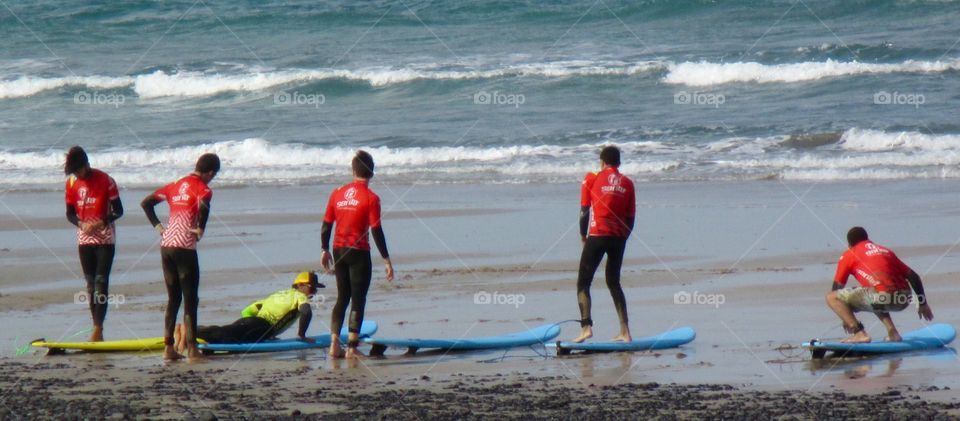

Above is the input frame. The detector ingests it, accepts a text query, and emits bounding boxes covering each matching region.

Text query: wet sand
[2,180,960,419]
[3,360,959,420]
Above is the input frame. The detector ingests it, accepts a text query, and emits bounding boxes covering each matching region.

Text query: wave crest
[663,59,960,86]
[6,129,960,188]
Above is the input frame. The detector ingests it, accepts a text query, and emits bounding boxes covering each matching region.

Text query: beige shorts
[837,288,911,313]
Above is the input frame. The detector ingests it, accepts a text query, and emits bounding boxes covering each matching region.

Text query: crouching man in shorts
[827,226,934,343]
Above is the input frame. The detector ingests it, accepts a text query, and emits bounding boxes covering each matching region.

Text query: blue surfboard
[553,326,696,354]
[365,323,561,355]
[803,323,955,359]
[199,320,377,353]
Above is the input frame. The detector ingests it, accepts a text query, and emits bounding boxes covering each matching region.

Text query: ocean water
[1,0,959,189]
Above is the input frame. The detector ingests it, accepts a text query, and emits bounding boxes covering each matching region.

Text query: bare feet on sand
[329,336,344,359]
[345,347,364,360]
[163,345,184,361]
[612,333,632,342]
[885,332,903,342]
[89,325,104,342]
[185,345,204,361]
[571,326,593,343]
[840,331,871,343]
[172,324,204,360]
[173,324,185,354]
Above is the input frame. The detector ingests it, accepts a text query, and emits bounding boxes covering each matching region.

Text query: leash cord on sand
[478,320,582,362]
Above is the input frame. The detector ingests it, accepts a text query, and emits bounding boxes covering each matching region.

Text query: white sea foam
[0,75,133,99]
[0,61,665,100]
[0,139,672,171]
[4,58,959,99]
[4,58,956,99]
[663,59,960,86]
[5,129,960,189]
[781,167,960,181]
[839,128,960,152]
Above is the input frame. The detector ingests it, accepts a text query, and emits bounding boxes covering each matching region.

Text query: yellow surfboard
[32,337,167,352]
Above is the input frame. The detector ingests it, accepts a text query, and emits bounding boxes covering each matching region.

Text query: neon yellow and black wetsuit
[197,288,312,343]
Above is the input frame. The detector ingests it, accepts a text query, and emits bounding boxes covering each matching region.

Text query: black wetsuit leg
[330,248,373,336]
[161,247,200,345]
[576,238,607,327]
[160,248,180,345]
[197,317,273,344]
[78,244,115,327]
[330,249,352,336]
[576,237,629,327]
[347,249,372,335]
[603,238,629,326]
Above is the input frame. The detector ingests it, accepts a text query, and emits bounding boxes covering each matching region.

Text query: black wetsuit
[141,190,211,346]
[159,247,200,344]
[576,236,628,328]
[577,198,633,328]
[322,223,388,344]
[197,317,274,344]
[66,198,123,327]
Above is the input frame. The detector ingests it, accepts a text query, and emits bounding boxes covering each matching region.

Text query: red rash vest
[65,169,119,245]
[153,174,212,250]
[834,240,911,292]
[323,180,382,251]
[581,167,635,238]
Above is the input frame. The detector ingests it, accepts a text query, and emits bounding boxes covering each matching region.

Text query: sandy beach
[3,0,960,418]
[2,180,960,419]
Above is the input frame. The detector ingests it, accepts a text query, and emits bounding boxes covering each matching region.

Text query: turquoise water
[1,0,959,188]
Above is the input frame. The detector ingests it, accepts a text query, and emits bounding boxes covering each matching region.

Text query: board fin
[369,344,386,357]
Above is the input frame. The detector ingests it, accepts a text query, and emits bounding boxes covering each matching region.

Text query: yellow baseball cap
[293,271,318,286]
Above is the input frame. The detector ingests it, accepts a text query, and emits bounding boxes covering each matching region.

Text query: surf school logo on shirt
[337,187,360,208]
[601,174,627,194]
[855,268,881,287]
[864,242,888,257]
[172,183,191,202]
[76,186,97,207]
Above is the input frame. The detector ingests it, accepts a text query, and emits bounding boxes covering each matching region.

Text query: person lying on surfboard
[826,227,934,343]
[173,271,320,353]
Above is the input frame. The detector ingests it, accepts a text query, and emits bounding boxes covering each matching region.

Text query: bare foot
[840,331,871,343]
[571,326,593,343]
[89,326,104,342]
[612,334,632,342]
[329,339,344,359]
[345,347,364,360]
[163,345,184,361]
[185,345,205,361]
[173,324,185,354]
[885,333,903,342]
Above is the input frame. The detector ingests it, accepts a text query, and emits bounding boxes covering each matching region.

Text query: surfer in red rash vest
[321,150,394,360]
[142,153,219,361]
[827,227,934,343]
[64,146,124,342]
[572,145,635,344]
